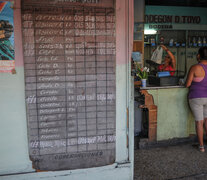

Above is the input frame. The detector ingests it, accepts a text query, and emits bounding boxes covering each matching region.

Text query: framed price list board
[22,0,116,171]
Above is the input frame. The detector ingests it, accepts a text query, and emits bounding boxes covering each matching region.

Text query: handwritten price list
[22,0,116,170]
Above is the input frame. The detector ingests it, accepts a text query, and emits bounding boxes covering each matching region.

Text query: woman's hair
[198,47,207,60]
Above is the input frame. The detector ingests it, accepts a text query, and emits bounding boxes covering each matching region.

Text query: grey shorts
[189,98,207,121]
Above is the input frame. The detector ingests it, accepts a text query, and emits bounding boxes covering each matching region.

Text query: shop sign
[144,6,207,30]
[145,15,201,24]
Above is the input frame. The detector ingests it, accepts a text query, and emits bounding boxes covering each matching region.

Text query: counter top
[140,85,185,90]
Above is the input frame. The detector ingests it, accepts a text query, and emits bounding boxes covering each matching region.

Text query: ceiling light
[144,29,157,35]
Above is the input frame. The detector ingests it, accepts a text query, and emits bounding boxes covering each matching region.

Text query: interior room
[133,0,207,148]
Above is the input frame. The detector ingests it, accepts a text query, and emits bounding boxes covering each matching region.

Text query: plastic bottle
[169,39,174,47]
[193,37,197,47]
[151,36,156,46]
[203,37,206,46]
[198,37,202,47]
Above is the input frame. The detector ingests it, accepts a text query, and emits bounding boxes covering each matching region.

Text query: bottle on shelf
[188,36,192,47]
[203,37,206,46]
[150,36,156,46]
[175,41,180,47]
[198,37,202,47]
[169,38,174,47]
[181,41,186,47]
[193,36,197,47]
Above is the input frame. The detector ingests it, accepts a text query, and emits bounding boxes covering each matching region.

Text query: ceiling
[145,0,207,7]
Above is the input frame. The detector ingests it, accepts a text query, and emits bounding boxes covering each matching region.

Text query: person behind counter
[158,45,176,76]
[186,47,207,152]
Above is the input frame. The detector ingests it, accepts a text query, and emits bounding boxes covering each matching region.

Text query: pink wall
[14,0,24,67]
[116,0,134,65]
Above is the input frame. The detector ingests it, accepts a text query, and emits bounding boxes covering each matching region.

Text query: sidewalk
[134,142,207,180]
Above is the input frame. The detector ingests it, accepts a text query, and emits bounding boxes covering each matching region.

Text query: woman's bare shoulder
[187,64,200,73]
[191,64,202,69]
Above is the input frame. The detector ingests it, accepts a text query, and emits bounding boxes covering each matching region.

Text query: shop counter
[136,85,195,141]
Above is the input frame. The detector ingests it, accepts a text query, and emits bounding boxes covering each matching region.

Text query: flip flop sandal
[199,146,205,152]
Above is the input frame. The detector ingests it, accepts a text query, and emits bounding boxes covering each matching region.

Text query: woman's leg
[189,98,205,151]
[204,100,207,136]
[196,120,204,150]
[204,118,207,136]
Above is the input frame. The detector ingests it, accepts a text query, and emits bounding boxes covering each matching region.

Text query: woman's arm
[185,66,195,87]
[161,45,176,70]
